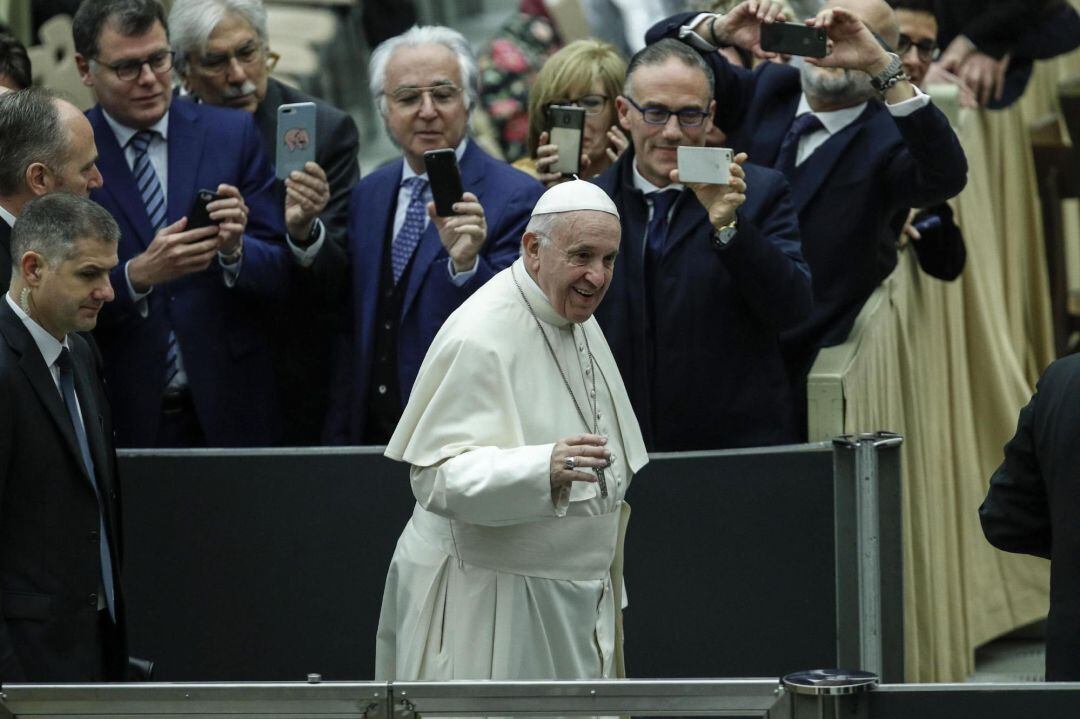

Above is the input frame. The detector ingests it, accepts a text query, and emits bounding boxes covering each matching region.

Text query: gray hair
[0,88,67,197]
[369,25,479,115]
[11,193,120,269]
[169,0,269,74]
[521,212,563,253]
[624,38,715,100]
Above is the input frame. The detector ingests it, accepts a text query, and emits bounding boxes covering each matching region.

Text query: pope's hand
[550,434,610,505]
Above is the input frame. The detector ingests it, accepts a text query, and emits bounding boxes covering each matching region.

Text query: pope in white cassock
[377,180,649,681]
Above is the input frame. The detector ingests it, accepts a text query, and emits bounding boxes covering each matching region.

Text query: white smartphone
[276,102,317,180]
[677,146,733,185]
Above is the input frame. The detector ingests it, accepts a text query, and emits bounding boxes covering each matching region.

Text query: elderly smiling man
[377,180,647,681]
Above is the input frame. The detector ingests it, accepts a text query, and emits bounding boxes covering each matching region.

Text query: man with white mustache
[649,0,968,437]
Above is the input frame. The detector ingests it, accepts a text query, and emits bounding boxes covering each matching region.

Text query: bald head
[824,0,899,47]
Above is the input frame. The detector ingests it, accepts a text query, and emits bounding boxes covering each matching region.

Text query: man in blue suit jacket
[324,26,543,445]
[593,39,811,451]
[649,0,967,435]
[73,0,292,447]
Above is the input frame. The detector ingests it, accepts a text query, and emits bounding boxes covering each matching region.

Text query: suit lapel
[0,303,87,478]
[71,344,109,492]
[166,102,206,224]
[357,162,401,344]
[754,92,802,166]
[89,106,156,249]
[790,103,873,213]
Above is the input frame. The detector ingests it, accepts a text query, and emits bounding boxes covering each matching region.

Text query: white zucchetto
[530,180,620,219]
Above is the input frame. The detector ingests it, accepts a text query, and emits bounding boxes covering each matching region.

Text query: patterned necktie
[645,189,680,261]
[129,131,185,391]
[773,112,824,178]
[391,176,430,285]
[56,348,116,620]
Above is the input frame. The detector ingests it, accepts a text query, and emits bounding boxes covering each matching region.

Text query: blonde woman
[515,39,629,186]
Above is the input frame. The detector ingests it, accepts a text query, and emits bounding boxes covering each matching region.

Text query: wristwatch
[712,216,738,248]
[869,52,907,95]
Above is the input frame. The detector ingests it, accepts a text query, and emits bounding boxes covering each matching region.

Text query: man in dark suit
[649,0,967,435]
[73,0,293,448]
[323,25,544,445]
[592,39,811,451]
[980,355,1080,681]
[0,193,125,682]
[169,0,361,444]
[0,88,104,290]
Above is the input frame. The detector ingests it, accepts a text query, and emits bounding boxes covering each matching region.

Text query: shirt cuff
[287,219,326,268]
[124,260,152,318]
[680,13,720,50]
[886,84,931,116]
[447,256,479,286]
[219,250,242,287]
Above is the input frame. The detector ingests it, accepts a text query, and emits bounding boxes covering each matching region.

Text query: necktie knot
[774,113,824,176]
[789,112,824,139]
[130,130,156,154]
[404,176,429,196]
[649,188,679,219]
[55,346,73,375]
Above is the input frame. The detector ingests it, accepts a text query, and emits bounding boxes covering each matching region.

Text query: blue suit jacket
[88,101,293,447]
[325,140,544,444]
[593,150,812,450]
[648,14,968,375]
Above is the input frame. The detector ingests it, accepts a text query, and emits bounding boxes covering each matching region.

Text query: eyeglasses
[94,50,174,81]
[896,34,939,62]
[623,96,710,128]
[193,41,265,75]
[547,94,609,116]
[387,84,464,108]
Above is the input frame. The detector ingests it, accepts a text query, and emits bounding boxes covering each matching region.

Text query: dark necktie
[391,176,430,285]
[773,112,824,178]
[129,131,184,392]
[645,189,680,261]
[56,348,116,620]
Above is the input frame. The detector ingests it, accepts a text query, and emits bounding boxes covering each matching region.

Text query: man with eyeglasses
[169,0,360,446]
[649,0,967,438]
[73,0,292,448]
[592,39,811,451]
[323,26,543,445]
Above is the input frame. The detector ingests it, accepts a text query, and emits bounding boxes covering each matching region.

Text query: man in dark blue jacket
[649,0,967,435]
[593,39,811,451]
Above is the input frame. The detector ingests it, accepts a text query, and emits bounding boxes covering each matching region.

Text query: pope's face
[525,211,621,323]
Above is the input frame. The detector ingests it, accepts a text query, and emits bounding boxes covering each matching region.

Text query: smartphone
[546,105,586,176]
[276,101,317,180]
[187,189,221,230]
[677,146,733,185]
[423,148,465,217]
[760,22,828,58]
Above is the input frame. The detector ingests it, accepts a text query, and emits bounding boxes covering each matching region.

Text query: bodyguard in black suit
[170,0,361,444]
[0,193,125,682]
[981,355,1080,681]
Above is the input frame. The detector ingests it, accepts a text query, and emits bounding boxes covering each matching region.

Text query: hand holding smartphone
[423,148,465,216]
[546,105,586,177]
[760,22,828,58]
[187,189,222,230]
[276,102,317,180]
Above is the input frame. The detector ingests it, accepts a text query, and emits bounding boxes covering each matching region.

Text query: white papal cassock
[377,257,648,681]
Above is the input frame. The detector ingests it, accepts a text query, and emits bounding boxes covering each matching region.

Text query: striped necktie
[129,130,185,391]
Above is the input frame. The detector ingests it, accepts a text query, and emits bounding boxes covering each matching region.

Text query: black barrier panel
[622,446,837,678]
[120,445,837,681]
[120,448,414,681]
[866,687,1080,717]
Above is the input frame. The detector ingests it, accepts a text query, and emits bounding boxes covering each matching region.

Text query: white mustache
[222,80,258,99]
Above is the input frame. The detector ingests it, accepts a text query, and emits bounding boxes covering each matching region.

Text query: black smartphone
[187,189,221,230]
[760,22,828,58]
[546,105,585,176]
[423,148,464,217]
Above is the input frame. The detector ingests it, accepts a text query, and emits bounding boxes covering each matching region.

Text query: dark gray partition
[117,441,901,682]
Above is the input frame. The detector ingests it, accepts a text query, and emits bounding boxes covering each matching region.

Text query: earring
[19,287,30,314]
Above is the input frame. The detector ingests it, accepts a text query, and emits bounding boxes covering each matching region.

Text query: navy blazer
[87,100,293,447]
[980,354,1080,681]
[325,140,544,444]
[593,150,812,450]
[648,14,968,376]
[0,302,125,681]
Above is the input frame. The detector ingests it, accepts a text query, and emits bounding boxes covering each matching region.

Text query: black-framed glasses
[896,34,939,62]
[194,40,265,76]
[94,50,174,81]
[623,96,710,128]
[547,94,609,116]
[387,83,464,108]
